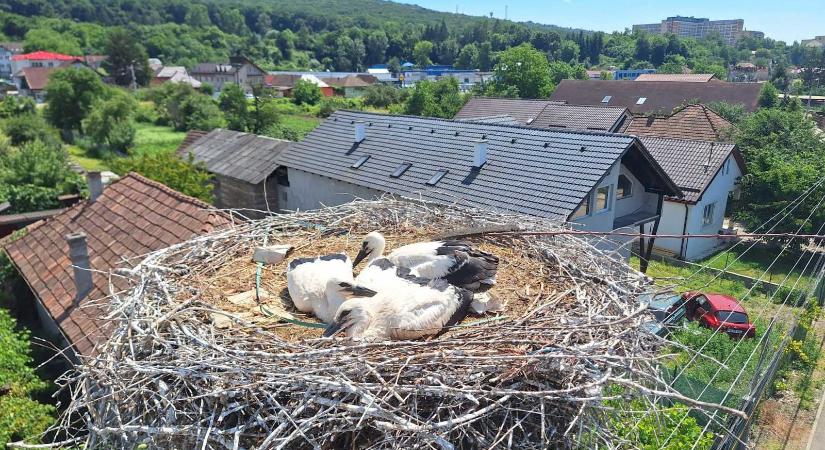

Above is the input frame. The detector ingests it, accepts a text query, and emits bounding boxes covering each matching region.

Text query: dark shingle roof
[639,137,744,203]
[275,110,680,218]
[456,115,522,125]
[175,130,210,157]
[455,97,629,132]
[3,173,231,356]
[622,104,733,141]
[191,63,236,75]
[550,80,762,114]
[454,97,562,124]
[634,73,716,82]
[183,129,292,184]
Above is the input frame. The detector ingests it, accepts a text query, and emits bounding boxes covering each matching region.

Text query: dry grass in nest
[39,198,745,450]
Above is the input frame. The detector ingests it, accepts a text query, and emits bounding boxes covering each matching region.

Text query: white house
[639,138,745,260]
[0,42,23,79]
[272,111,682,266]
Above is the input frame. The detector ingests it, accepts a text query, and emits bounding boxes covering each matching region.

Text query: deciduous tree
[44,67,106,133]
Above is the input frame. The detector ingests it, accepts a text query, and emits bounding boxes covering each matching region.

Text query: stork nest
[44,198,742,449]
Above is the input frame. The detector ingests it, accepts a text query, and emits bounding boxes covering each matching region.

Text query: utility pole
[129,63,137,92]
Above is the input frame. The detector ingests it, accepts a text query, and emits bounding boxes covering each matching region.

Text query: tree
[658,55,687,74]
[555,40,579,63]
[151,83,224,131]
[363,84,404,108]
[758,82,780,108]
[404,78,465,118]
[179,94,225,131]
[0,140,84,213]
[218,83,249,131]
[413,40,434,67]
[23,28,81,55]
[0,309,56,448]
[184,4,211,27]
[103,28,152,87]
[455,43,479,69]
[110,152,214,203]
[477,42,493,71]
[692,61,728,80]
[2,113,60,148]
[249,86,281,134]
[706,101,746,124]
[365,30,388,66]
[44,68,106,133]
[493,43,553,99]
[83,90,138,153]
[292,79,322,106]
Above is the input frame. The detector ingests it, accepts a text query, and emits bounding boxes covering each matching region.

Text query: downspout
[680,203,690,260]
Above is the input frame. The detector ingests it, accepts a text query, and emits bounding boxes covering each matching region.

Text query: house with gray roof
[639,137,745,260]
[177,129,291,216]
[190,56,265,94]
[273,110,682,264]
[455,97,631,132]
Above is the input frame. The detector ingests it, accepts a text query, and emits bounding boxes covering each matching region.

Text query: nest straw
[36,198,745,449]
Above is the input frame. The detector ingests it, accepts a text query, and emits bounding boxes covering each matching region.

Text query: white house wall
[614,165,658,218]
[278,168,384,212]
[571,161,621,232]
[653,155,743,260]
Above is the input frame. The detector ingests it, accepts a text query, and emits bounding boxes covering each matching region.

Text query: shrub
[0,308,56,447]
[362,84,404,108]
[109,152,214,203]
[2,114,60,147]
[134,102,159,124]
[317,96,362,118]
[83,90,138,154]
[261,123,300,141]
[292,79,322,105]
[0,140,84,213]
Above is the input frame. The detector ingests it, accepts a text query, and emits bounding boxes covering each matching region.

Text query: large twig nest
[47,198,726,449]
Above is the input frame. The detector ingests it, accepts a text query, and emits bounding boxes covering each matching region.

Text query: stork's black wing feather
[436,289,474,337]
[443,249,499,292]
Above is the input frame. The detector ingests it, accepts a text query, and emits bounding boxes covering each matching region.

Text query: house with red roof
[2,172,231,360]
[10,51,104,101]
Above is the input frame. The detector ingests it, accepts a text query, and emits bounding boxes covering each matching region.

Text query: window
[594,185,611,212]
[274,166,290,187]
[723,157,731,175]
[601,95,612,103]
[391,163,411,178]
[702,202,716,226]
[351,155,370,169]
[636,97,647,105]
[426,170,448,186]
[617,174,632,199]
[571,195,590,219]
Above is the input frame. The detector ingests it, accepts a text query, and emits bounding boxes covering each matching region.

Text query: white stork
[286,254,376,323]
[323,261,474,341]
[352,231,499,293]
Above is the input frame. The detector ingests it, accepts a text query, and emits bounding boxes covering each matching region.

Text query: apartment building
[633,16,761,45]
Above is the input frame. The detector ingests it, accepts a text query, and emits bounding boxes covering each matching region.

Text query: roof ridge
[332,110,634,139]
[640,135,736,146]
[468,96,556,103]
[119,172,218,211]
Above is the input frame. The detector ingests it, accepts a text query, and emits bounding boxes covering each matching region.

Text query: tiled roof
[455,97,629,132]
[0,42,23,52]
[550,80,763,114]
[15,67,60,90]
[12,51,76,61]
[453,97,561,124]
[182,129,292,184]
[191,62,236,75]
[321,74,376,88]
[265,73,329,88]
[274,110,680,218]
[639,137,743,203]
[456,115,523,125]
[634,73,715,82]
[622,104,733,141]
[3,173,231,357]
[175,130,210,156]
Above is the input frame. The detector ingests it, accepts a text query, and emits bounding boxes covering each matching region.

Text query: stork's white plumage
[353,231,499,293]
[286,254,363,323]
[324,261,474,341]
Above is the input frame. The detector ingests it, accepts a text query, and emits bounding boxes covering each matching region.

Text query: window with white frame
[594,185,611,212]
[702,202,716,226]
[724,157,731,175]
[617,174,632,199]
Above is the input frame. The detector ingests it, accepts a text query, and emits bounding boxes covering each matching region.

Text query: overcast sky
[398,0,822,43]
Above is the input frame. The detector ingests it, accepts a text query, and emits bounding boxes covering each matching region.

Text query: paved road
[808,390,825,450]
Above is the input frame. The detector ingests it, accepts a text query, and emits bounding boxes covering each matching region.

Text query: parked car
[639,292,687,336]
[682,292,756,338]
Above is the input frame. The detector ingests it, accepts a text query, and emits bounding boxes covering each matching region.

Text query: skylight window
[351,155,370,169]
[636,97,647,105]
[426,170,448,186]
[391,163,412,178]
[601,95,612,103]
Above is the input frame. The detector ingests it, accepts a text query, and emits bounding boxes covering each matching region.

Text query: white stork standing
[286,254,376,323]
[352,231,499,292]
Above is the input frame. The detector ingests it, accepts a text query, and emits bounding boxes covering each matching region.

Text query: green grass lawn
[697,246,815,286]
[279,114,320,139]
[66,144,109,171]
[131,122,186,156]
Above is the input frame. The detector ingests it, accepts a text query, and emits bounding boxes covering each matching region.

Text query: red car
[682,292,756,338]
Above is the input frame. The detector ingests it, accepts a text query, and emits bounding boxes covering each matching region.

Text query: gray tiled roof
[640,137,742,203]
[275,110,680,218]
[456,115,523,125]
[455,97,629,131]
[454,98,562,124]
[182,129,292,184]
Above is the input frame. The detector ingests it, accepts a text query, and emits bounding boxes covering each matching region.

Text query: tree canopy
[44,67,106,133]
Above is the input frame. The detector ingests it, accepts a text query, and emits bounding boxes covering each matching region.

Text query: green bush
[109,152,214,203]
[317,96,362,118]
[292,79,322,106]
[362,84,405,108]
[0,308,56,447]
[2,114,60,148]
[261,123,300,141]
[83,90,138,154]
[0,140,85,213]
[134,102,159,124]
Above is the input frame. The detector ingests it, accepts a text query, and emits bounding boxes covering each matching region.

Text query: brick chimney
[66,232,93,301]
[87,171,103,203]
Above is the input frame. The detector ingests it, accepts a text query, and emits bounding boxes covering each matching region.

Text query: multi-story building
[0,42,23,79]
[190,55,265,94]
[633,16,761,45]
[802,36,825,48]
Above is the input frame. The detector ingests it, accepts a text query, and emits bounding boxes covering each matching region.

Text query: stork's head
[324,278,378,301]
[353,231,386,267]
[323,298,375,339]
